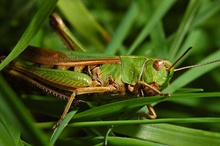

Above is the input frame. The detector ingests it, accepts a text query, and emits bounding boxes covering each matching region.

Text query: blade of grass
[0,0,58,71]
[71,96,166,122]
[50,109,78,145]
[115,124,220,146]
[176,29,205,65]
[164,49,220,93]
[169,0,201,60]
[70,117,220,127]
[70,92,220,122]
[140,1,168,58]
[0,74,49,146]
[126,0,175,55]
[57,0,110,51]
[55,136,164,146]
[106,136,165,146]
[50,13,87,52]
[191,0,220,28]
[104,1,138,55]
[0,112,23,146]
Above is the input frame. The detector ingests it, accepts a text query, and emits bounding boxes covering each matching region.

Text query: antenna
[166,47,192,72]
[174,59,220,72]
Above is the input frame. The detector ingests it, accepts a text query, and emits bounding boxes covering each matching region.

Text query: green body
[13,48,174,96]
[100,56,174,91]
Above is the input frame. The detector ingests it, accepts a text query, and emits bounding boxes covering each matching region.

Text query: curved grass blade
[164,49,220,93]
[71,96,166,122]
[70,92,220,122]
[104,1,138,55]
[127,0,175,55]
[55,136,164,146]
[114,124,220,146]
[70,117,220,127]
[191,0,220,28]
[105,136,165,146]
[0,113,23,146]
[144,1,168,58]
[0,74,48,146]
[50,13,87,52]
[57,0,110,51]
[50,109,78,145]
[169,0,201,60]
[0,0,58,71]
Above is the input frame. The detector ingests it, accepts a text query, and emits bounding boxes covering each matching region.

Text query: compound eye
[153,60,166,71]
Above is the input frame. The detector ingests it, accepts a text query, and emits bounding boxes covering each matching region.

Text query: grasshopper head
[142,59,174,89]
[141,47,220,91]
[141,47,193,89]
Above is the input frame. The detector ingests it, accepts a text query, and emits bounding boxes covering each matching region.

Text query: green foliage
[0,0,220,145]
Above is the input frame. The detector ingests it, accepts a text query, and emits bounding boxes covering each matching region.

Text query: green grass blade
[127,0,175,55]
[139,1,168,58]
[57,0,110,51]
[55,136,164,146]
[50,13,87,52]
[70,117,220,127]
[0,74,49,146]
[50,109,78,145]
[0,113,23,146]
[104,1,138,55]
[70,92,220,122]
[114,124,220,146]
[71,96,166,122]
[192,0,220,28]
[0,0,58,71]
[169,0,201,60]
[106,136,165,146]
[164,49,220,93]
[149,22,168,58]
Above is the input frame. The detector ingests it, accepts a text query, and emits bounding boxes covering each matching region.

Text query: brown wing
[21,46,121,66]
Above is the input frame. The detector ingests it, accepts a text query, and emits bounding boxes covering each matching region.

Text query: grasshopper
[1,13,220,129]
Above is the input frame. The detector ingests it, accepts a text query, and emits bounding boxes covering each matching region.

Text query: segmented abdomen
[21,66,92,90]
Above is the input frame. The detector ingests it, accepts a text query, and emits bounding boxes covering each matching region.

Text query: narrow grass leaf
[105,1,138,54]
[70,117,220,127]
[115,124,220,146]
[192,0,220,28]
[57,0,110,51]
[169,0,201,60]
[146,1,168,58]
[0,0,58,70]
[55,136,164,146]
[71,96,165,122]
[71,92,220,122]
[0,113,23,146]
[164,49,220,93]
[50,109,78,145]
[0,74,48,146]
[106,136,165,146]
[127,0,175,55]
